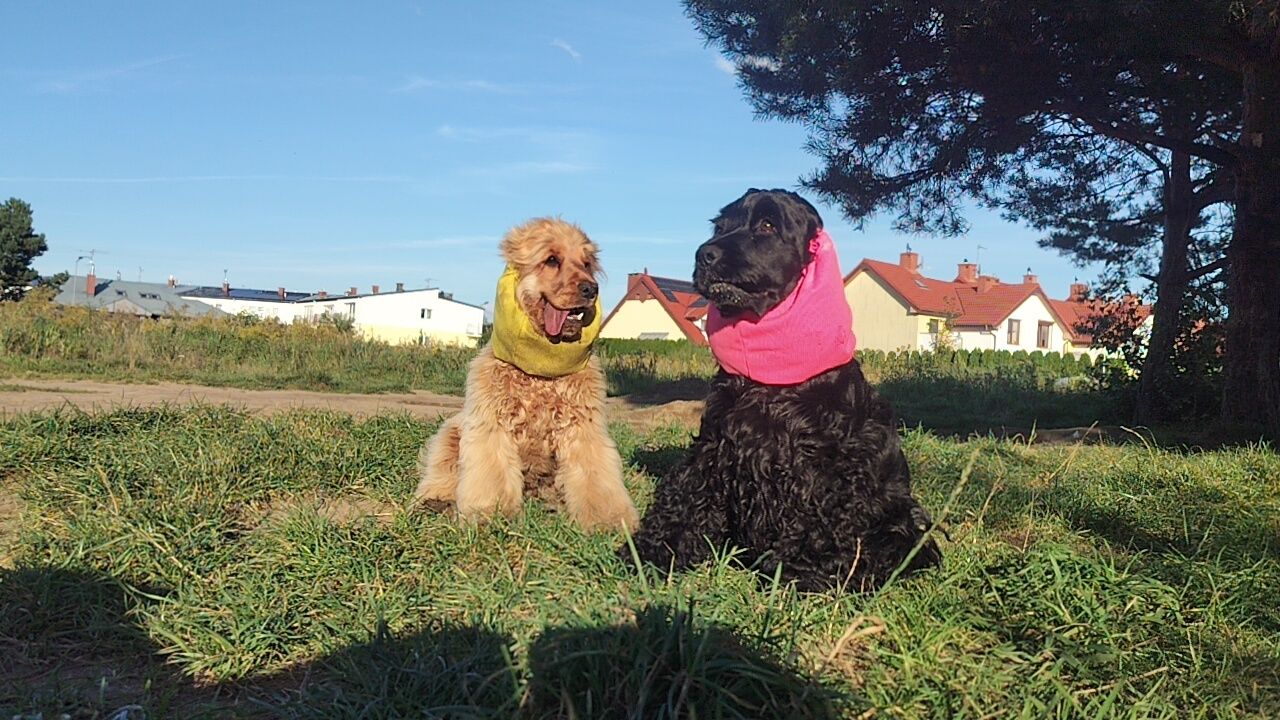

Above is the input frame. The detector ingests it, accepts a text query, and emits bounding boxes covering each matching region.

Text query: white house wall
[842,272,926,351]
[600,298,687,340]
[327,290,484,346]
[191,297,302,323]
[185,289,484,346]
[952,294,1071,353]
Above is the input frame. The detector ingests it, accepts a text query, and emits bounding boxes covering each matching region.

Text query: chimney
[372,284,380,295]
[85,271,98,298]
[1023,268,1038,285]
[348,286,358,297]
[956,260,978,284]
[221,280,230,298]
[395,282,404,293]
[899,251,921,274]
[277,287,287,300]
[1069,282,1088,302]
[977,275,999,293]
[317,290,328,299]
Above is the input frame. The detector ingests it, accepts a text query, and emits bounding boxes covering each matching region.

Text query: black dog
[625,189,942,592]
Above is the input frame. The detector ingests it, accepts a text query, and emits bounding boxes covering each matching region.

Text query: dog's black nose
[579,281,598,300]
[696,243,722,268]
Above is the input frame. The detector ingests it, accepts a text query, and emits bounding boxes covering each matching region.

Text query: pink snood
[706,228,856,385]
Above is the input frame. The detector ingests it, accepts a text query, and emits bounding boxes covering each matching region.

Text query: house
[1049,286,1153,356]
[52,270,485,347]
[600,271,709,344]
[181,281,486,347]
[843,252,1125,357]
[603,256,1141,357]
[53,272,226,318]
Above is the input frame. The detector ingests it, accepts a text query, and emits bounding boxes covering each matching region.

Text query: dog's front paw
[455,491,523,522]
[577,502,639,534]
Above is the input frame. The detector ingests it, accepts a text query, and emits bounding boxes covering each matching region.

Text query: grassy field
[1,298,1142,434]
[2,406,1277,718]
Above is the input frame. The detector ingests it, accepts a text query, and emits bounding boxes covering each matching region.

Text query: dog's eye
[759,219,775,232]
[546,256,561,268]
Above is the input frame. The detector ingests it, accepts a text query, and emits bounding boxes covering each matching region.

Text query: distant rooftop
[182,286,313,303]
[53,275,226,317]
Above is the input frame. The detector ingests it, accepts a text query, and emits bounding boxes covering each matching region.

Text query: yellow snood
[490,266,602,377]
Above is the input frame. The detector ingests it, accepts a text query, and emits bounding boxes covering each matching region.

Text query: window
[1007,319,1021,345]
[345,302,355,319]
[420,308,432,320]
[1037,321,1052,349]
[928,319,940,334]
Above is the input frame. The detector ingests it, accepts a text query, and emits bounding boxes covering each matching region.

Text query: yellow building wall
[844,272,925,351]
[600,298,687,340]
[358,325,479,348]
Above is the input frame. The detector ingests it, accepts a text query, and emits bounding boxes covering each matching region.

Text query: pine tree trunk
[1136,150,1192,426]
[1222,48,1280,437]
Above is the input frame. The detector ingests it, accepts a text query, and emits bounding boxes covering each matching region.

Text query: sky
[1,1,1100,312]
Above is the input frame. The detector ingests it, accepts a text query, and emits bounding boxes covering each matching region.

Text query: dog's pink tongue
[543,304,569,336]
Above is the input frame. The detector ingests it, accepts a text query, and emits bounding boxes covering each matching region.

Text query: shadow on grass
[875,374,1119,437]
[608,375,711,404]
[0,566,198,717]
[526,605,840,719]
[628,444,690,480]
[992,481,1280,567]
[1,568,841,718]
[875,374,1273,449]
[960,473,1280,641]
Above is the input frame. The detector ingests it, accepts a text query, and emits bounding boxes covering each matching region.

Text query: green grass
[0,298,478,394]
[1,406,1277,718]
[0,299,718,398]
[1,298,1147,435]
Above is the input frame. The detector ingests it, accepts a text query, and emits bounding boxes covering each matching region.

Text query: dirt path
[0,378,706,430]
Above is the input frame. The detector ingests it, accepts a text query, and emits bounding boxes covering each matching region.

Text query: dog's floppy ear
[780,191,822,247]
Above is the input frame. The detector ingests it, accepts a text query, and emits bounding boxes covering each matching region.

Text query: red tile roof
[1050,297,1152,345]
[601,272,709,344]
[847,259,1075,332]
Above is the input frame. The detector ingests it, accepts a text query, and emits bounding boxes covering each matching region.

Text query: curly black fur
[624,189,942,592]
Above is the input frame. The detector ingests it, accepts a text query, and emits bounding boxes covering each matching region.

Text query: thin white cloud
[435,125,599,178]
[595,233,689,246]
[551,38,582,62]
[380,236,495,250]
[36,54,186,94]
[391,75,439,93]
[743,55,783,71]
[0,174,417,184]
[312,235,495,253]
[392,75,526,94]
[464,160,593,177]
[713,54,782,76]
[434,125,592,147]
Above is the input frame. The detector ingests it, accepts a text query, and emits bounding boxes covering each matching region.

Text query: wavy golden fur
[413,218,637,531]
